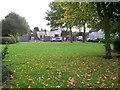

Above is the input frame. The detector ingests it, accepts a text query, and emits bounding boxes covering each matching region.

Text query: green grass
[3,42,119,88]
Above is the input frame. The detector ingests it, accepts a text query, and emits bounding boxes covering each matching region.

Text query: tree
[55,2,96,43]
[45,2,65,30]
[2,12,30,36]
[95,2,120,59]
[46,1,120,59]
[55,2,79,43]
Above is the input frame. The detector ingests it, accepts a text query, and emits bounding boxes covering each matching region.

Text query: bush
[1,44,9,59]
[9,33,20,42]
[14,33,20,42]
[113,37,120,54]
[0,37,16,44]
[0,45,10,82]
[2,64,10,82]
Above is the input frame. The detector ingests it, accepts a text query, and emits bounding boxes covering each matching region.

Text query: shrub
[9,33,20,42]
[14,33,20,42]
[2,64,11,82]
[0,45,10,82]
[113,37,120,54]
[1,44,9,59]
[0,37,16,44]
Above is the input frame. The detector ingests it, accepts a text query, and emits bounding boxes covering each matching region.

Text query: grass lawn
[3,42,119,88]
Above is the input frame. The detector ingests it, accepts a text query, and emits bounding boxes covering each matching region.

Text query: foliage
[3,42,119,88]
[1,44,9,59]
[91,2,120,59]
[0,37,16,44]
[0,45,10,82]
[48,2,120,58]
[14,33,20,42]
[99,38,105,43]
[2,63,11,83]
[2,12,30,36]
[55,2,98,42]
[113,37,120,54]
[45,2,65,29]
[9,33,20,42]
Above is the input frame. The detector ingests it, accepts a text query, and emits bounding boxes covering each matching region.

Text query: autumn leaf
[28,78,34,82]
[9,75,13,80]
[32,81,35,85]
[77,74,80,77]
[102,74,109,80]
[45,84,49,87]
[110,76,117,80]
[28,79,33,81]
[87,78,92,81]
[56,85,60,88]
[28,85,31,88]
[68,77,77,86]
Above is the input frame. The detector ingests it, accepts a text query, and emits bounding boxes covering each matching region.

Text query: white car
[51,37,62,42]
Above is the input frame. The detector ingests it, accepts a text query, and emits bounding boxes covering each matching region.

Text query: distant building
[20,28,104,42]
[49,29,61,37]
[23,29,62,42]
[88,29,104,40]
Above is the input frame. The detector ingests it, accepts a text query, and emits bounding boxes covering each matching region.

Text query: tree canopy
[2,12,30,36]
[45,2,65,30]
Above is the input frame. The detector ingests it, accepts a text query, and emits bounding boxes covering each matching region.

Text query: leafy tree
[95,2,120,59]
[55,2,79,43]
[55,2,97,42]
[45,2,65,30]
[2,12,30,36]
[46,1,120,59]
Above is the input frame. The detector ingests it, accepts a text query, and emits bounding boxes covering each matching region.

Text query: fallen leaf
[32,81,34,85]
[77,74,80,77]
[56,85,60,88]
[87,78,92,81]
[45,84,49,86]
[110,76,117,80]
[28,85,31,88]
[68,77,77,86]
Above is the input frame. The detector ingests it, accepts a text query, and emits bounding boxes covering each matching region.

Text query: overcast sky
[0,0,54,30]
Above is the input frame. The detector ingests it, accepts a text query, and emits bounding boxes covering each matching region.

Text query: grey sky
[0,0,53,30]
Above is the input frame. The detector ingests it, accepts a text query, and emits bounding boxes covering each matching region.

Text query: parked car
[93,38,99,42]
[87,38,93,42]
[51,37,62,42]
[77,36,83,41]
[87,38,99,42]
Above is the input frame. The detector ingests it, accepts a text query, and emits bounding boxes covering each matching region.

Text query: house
[46,29,61,38]
[23,29,62,42]
[21,28,104,42]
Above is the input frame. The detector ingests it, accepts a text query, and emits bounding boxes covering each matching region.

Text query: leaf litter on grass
[3,42,119,88]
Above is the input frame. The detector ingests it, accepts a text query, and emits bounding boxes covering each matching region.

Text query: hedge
[0,37,16,44]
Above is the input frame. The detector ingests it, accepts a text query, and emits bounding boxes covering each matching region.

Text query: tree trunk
[83,23,86,42]
[103,16,112,59]
[70,27,73,43]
